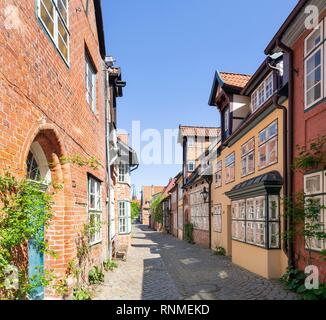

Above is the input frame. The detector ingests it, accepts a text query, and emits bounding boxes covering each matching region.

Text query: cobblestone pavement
[95,224,298,300]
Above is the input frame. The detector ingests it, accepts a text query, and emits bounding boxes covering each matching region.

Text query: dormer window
[251,73,274,112]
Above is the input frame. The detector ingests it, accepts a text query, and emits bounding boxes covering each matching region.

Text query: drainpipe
[104,64,112,260]
[275,40,295,269]
[272,94,288,254]
[205,176,213,250]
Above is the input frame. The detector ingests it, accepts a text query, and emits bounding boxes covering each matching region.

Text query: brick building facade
[0,0,111,298]
[265,0,326,281]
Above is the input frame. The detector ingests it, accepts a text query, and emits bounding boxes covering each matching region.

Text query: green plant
[88,266,104,285]
[184,223,194,244]
[0,172,54,299]
[150,195,163,224]
[214,246,226,256]
[131,201,140,221]
[103,260,118,272]
[73,287,92,300]
[281,268,326,300]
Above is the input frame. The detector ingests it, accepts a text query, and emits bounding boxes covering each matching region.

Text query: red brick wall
[292,11,326,281]
[0,0,109,297]
[193,230,210,248]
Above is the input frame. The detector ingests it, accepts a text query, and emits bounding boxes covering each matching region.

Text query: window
[88,176,102,245]
[38,0,69,63]
[225,153,235,184]
[188,161,195,173]
[251,73,274,112]
[118,201,131,234]
[224,108,230,133]
[189,191,209,231]
[258,121,278,169]
[118,164,129,183]
[241,138,255,177]
[188,137,195,148]
[85,52,97,113]
[215,160,222,187]
[304,21,325,109]
[231,195,280,249]
[213,205,222,233]
[304,171,326,251]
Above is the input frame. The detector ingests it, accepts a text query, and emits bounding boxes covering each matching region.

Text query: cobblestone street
[95,224,298,300]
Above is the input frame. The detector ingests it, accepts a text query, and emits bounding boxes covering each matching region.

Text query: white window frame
[258,121,278,169]
[188,137,195,148]
[118,164,130,184]
[37,0,70,64]
[88,176,102,245]
[187,161,195,173]
[213,205,222,233]
[85,53,97,113]
[118,201,131,235]
[225,152,235,184]
[304,20,325,110]
[251,73,274,112]
[215,160,222,187]
[303,171,326,252]
[241,138,255,177]
[232,195,280,249]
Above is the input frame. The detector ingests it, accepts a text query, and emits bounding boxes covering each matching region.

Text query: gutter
[271,40,295,269]
[205,176,213,250]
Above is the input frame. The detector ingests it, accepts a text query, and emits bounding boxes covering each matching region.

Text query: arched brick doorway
[23,126,73,299]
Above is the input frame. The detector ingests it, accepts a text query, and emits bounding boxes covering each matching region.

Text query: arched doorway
[26,142,51,300]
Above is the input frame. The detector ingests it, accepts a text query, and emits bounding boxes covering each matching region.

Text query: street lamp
[201,187,209,203]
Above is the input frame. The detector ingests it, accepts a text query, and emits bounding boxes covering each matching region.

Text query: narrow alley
[96,225,298,300]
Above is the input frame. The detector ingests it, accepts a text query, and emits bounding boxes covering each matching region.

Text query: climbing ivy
[150,195,163,224]
[0,172,54,300]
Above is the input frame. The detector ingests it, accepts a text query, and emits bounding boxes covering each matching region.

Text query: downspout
[205,176,213,250]
[104,64,112,259]
[275,40,295,269]
[272,94,288,255]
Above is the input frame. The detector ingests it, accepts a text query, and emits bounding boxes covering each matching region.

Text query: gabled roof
[219,72,252,89]
[208,71,252,106]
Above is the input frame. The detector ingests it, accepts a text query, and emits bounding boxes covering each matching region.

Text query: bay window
[241,138,255,177]
[304,20,325,110]
[88,176,102,245]
[304,171,326,251]
[225,153,235,184]
[118,201,131,234]
[258,121,278,169]
[38,0,69,63]
[231,194,280,249]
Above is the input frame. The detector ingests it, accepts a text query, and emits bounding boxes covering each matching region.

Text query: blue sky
[102,0,297,196]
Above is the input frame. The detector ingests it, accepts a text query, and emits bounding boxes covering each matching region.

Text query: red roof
[219,72,251,89]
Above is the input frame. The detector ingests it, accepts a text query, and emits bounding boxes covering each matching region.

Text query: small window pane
[305,26,322,56]
[269,196,279,221]
[269,222,279,248]
[304,172,322,194]
[40,0,54,37]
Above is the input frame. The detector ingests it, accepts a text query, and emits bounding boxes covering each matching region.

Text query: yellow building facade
[209,61,289,279]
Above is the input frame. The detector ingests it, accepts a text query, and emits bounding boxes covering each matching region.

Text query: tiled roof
[179,126,221,138]
[219,72,251,89]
